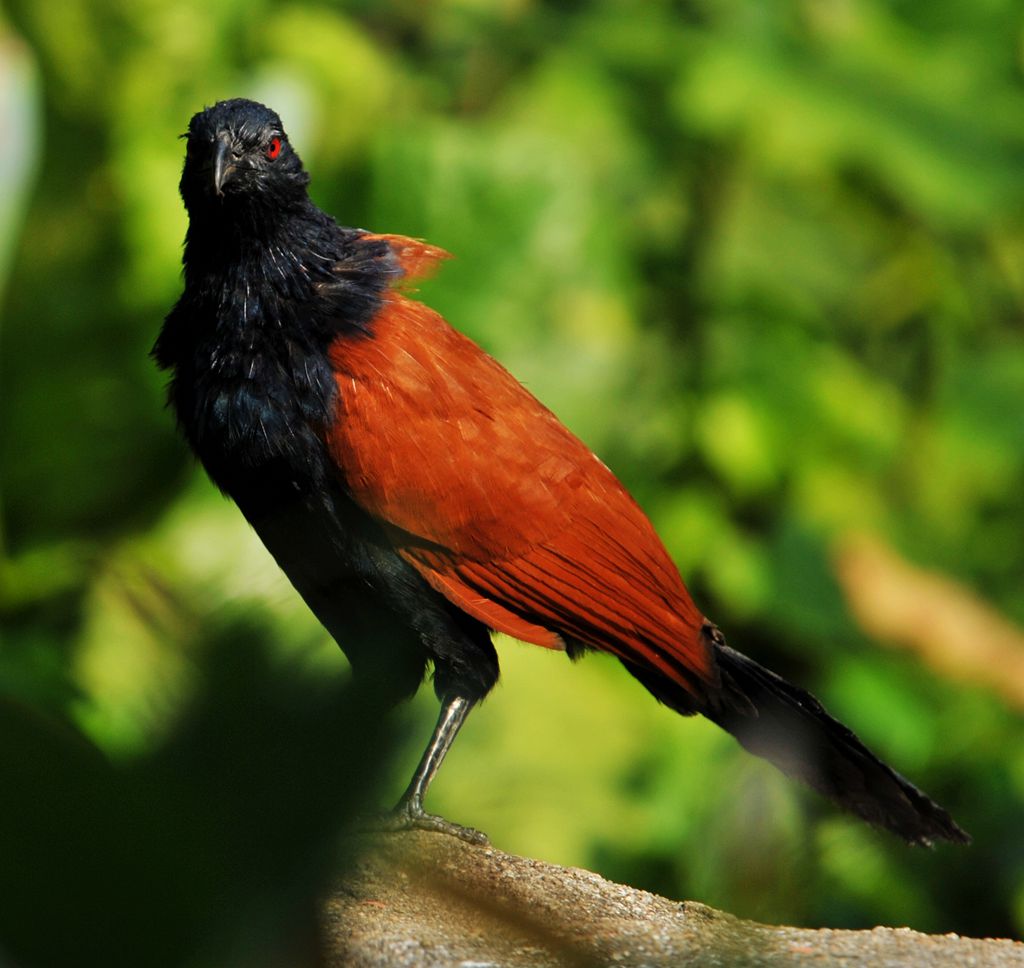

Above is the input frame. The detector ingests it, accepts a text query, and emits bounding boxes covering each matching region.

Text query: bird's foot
[372,798,490,846]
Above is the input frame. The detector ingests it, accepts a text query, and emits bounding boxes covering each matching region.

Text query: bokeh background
[2,0,1024,962]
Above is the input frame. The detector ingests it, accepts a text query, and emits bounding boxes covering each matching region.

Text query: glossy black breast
[171,313,335,515]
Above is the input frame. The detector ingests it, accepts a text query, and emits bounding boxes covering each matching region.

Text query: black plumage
[157,101,500,840]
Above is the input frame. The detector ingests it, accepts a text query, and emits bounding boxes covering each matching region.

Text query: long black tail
[625,624,969,846]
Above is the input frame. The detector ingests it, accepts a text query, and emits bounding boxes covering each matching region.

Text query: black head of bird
[179,99,311,220]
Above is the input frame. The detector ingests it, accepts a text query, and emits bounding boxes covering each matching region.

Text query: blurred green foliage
[1,0,1023,952]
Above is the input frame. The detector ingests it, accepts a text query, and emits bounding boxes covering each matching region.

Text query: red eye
[266,136,282,160]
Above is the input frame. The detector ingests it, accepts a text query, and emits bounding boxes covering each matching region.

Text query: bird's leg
[384,694,489,845]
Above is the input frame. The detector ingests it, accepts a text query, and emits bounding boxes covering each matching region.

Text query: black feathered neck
[157,201,395,368]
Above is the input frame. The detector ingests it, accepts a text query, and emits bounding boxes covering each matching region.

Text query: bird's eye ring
[266,136,282,160]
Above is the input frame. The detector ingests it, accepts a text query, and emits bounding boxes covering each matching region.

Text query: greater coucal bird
[155,99,968,847]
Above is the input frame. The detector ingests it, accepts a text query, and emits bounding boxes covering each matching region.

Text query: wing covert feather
[362,233,452,284]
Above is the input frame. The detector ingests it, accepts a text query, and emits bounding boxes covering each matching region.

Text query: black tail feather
[624,626,970,847]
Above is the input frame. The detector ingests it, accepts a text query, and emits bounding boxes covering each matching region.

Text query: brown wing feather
[327,292,715,695]
[363,233,452,284]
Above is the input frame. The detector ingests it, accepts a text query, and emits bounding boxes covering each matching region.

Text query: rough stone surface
[323,832,1023,967]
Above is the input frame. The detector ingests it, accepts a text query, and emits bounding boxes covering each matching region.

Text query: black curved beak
[212,135,236,197]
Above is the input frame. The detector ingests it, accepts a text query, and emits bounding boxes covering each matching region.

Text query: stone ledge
[324,832,1023,967]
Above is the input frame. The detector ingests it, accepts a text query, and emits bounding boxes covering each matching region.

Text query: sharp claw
[367,801,490,846]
